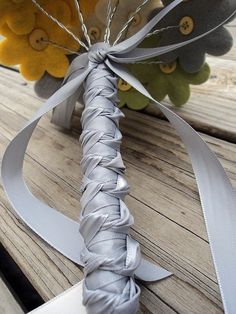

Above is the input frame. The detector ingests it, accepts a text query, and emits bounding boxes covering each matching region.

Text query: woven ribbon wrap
[80,50,140,313]
[2,1,236,313]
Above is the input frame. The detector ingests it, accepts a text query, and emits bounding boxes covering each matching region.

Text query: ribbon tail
[106,59,236,314]
[51,87,82,129]
[1,65,90,265]
[51,54,90,129]
[135,259,171,282]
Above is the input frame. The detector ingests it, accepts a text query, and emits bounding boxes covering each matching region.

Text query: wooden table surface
[0,277,24,314]
[0,22,236,313]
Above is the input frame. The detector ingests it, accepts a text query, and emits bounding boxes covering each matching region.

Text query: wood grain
[1,67,236,313]
[0,277,24,314]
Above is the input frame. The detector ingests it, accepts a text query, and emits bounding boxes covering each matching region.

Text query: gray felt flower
[34,54,77,99]
[149,0,236,73]
[35,73,63,99]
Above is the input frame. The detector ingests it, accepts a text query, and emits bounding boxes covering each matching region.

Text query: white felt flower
[94,0,163,43]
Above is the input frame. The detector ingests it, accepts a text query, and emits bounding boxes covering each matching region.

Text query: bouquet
[1,1,236,313]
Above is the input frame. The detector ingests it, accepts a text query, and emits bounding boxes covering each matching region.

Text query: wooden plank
[221,23,236,61]
[1,67,235,313]
[0,277,24,314]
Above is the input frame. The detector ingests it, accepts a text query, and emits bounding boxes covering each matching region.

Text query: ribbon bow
[2,0,236,313]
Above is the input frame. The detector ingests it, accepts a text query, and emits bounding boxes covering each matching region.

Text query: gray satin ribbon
[79,59,142,313]
[2,0,236,313]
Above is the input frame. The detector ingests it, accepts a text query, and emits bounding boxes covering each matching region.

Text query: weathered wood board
[0,277,24,314]
[1,66,236,313]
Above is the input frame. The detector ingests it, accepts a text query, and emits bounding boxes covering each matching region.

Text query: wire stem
[31,0,89,51]
[104,0,120,43]
[113,0,151,45]
[72,0,91,47]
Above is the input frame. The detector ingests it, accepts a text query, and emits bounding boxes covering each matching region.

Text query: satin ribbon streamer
[2,0,236,312]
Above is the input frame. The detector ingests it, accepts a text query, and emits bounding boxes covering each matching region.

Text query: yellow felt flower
[0,0,79,81]
[65,0,99,37]
[82,0,99,18]
[0,0,38,35]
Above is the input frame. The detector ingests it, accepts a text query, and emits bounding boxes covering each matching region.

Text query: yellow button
[88,27,101,41]
[29,29,49,51]
[159,61,177,74]
[179,16,194,35]
[128,12,142,26]
[118,79,132,91]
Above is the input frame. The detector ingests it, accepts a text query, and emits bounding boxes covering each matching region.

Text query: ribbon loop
[88,42,110,64]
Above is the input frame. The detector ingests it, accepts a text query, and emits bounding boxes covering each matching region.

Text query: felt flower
[84,12,106,43]
[34,72,64,99]
[119,61,210,108]
[95,0,163,43]
[34,54,78,99]
[65,0,99,36]
[65,0,97,19]
[0,0,38,35]
[118,78,150,110]
[80,0,99,20]
[149,0,236,73]
[0,0,79,81]
[35,60,210,108]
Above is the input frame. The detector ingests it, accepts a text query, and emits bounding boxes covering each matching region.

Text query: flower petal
[20,59,45,81]
[168,82,190,107]
[6,7,36,35]
[119,88,150,110]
